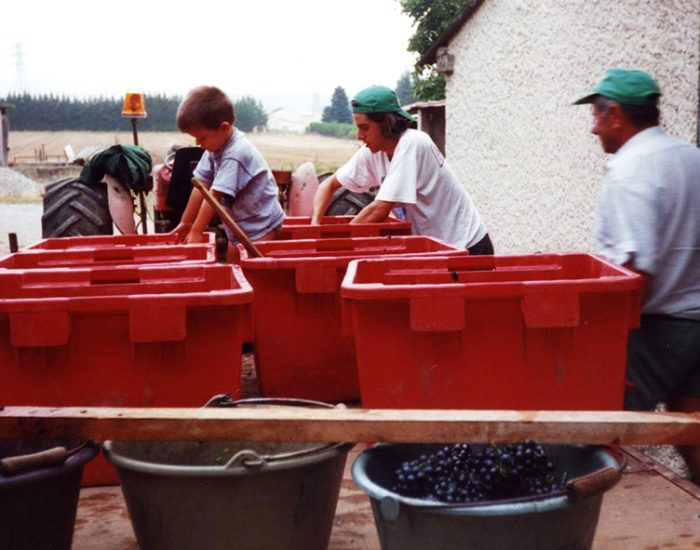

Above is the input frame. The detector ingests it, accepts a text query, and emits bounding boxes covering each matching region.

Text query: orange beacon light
[121,92,147,146]
[121,92,147,118]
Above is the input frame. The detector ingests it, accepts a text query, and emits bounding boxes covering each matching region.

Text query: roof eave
[417,0,485,67]
[405,100,446,112]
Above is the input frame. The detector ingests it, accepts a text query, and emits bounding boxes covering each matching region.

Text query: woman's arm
[351,199,395,224]
[311,173,342,224]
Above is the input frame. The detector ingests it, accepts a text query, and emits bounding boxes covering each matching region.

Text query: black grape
[390,440,564,503]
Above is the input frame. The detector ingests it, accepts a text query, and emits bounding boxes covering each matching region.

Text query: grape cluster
[391,440,564,503]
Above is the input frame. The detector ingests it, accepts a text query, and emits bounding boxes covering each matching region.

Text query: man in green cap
[576,68,700,484]
[311,85,493,254]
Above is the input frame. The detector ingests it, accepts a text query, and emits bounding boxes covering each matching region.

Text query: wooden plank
[1,406,700,445]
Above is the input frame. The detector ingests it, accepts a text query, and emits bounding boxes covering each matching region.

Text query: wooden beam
[1,406,699,445]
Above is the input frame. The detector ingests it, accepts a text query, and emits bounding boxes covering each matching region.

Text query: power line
[14,43,25,93]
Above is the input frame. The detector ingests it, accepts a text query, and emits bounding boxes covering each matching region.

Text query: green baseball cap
[574,68,661,106]
[351,85,417,123]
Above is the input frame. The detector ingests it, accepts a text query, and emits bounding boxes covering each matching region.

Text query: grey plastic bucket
[104,396,352,550]
[352,443,624,550]
[0,439,99,550]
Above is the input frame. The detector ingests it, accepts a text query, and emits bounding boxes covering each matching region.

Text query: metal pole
[131,118,139,146]
[138,191,148,234]
[130,117,147,233]
[0,107,9,167]
[8,233,18,253]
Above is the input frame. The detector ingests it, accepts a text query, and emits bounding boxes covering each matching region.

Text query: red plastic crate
[278,216,411,240]
[0,243,215,269]
[239,236,465,402]
[28,232,216,250]
[0,263,253,485]
[341,254,642,410]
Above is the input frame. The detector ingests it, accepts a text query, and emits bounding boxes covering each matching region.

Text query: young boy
[172,86,284,253]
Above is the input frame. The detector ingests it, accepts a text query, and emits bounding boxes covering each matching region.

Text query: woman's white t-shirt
[335,129,486,248]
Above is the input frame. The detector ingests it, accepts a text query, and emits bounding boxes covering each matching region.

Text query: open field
[7,130,360,173]
[0,130,360,254]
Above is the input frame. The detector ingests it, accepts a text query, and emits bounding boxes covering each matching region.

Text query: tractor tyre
[324,186,376,216]
[42,178,113,238]
[317,172,333,184]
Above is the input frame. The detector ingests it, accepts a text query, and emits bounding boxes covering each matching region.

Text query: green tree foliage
[0,93,181,131]
[395,71,416,105]
[322,86,352,124]
[235,96,268,132]
[412,66,446,101]
[399,0,471,101]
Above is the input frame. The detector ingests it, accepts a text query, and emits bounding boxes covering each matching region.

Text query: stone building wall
[445,1,699,253]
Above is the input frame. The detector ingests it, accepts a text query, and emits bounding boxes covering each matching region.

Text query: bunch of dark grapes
[391,440,564,503]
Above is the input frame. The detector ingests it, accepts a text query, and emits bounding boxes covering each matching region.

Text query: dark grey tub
[352,443,623,550]
[104,396,352,550]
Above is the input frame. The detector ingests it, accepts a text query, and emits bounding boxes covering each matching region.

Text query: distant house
[419,0,699,254]
[267,108,320,134]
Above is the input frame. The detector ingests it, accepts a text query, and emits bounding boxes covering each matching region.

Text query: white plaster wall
[446,0,699,254]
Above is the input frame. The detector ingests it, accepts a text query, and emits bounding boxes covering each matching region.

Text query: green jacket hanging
[80,144,152,192]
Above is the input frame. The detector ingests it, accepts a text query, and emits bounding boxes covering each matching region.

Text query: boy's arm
[311,173,342,224]
[185,189,223,244]
[171,186,205,242]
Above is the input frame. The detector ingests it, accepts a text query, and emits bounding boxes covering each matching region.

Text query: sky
[1,0,417,114]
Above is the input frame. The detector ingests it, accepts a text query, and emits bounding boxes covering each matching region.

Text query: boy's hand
[185,228,208,244]
[170,221,192,243]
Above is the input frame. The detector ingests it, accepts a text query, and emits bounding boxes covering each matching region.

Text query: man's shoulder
[630,127,696,156]
[399,128,432,147]
[395,129,441,160]
[611,128,696,168]
[608,128,700,186]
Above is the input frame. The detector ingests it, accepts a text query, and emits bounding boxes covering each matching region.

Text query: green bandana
[351,85,417,122]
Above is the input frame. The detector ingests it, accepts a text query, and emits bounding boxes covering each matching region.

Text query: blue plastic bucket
[0,440,99,550]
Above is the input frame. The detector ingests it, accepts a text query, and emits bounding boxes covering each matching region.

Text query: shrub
[308,122,356,139]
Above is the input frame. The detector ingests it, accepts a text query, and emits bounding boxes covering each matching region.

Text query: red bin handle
[129,303,187,342]
[9,311,70,347]
[521,292,580,328]
[295,266,338,294]
[410,297,465,332]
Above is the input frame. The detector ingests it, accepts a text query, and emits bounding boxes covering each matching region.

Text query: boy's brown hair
[176,86,236,131]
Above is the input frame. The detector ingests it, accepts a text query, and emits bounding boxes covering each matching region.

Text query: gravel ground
[0,166,42,197]
[0,202,43,254]
[635,403,689,478]
[635,444,689,477]
[0,167,45,254]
